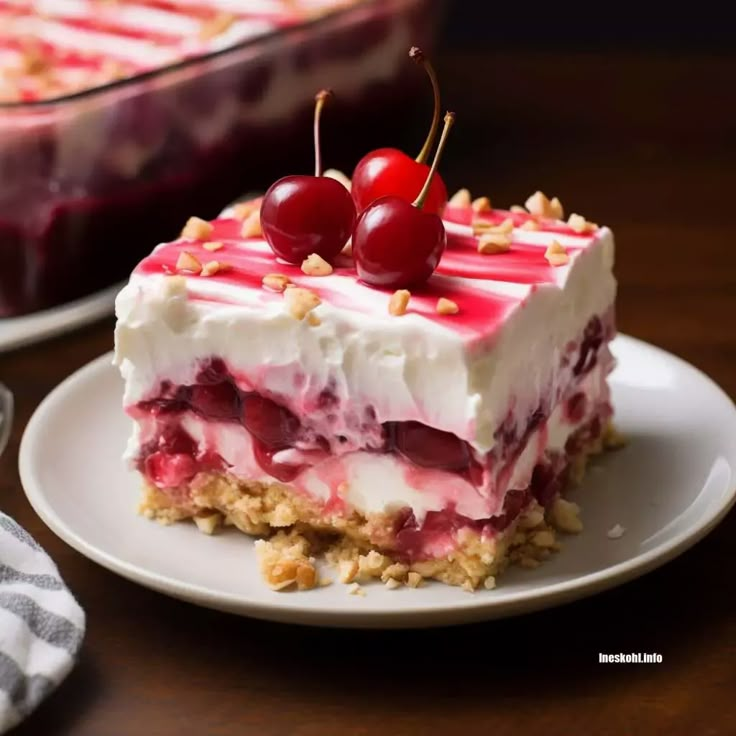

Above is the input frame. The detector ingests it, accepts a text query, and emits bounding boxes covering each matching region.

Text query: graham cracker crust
[138,423,624,591]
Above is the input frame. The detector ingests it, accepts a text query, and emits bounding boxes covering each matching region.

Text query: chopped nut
[240,211,262,239]
[262,273,290,292]
[471,196,492,213]
[483,575,496,590]
[339,559,359,584]
[607,524,626,540]
[231,200,260,220]
[448,188,472,208]
[176,250,202,274]
[389,289,411,316]
[436,297,459,315]
[406,572,423,588]
[525,191,564,220]
[181,216,213,241]
[478,231,512,254]
[324,168,352,191]
[201,260,228,277]
[603,424,627,449]
[358,550,389,577]
[550,497,583,533]
[200,12,235,40]
[284,287,321,320]
[545,240,569,266]
[568,213,596,233]
[307,313,321,327]
[510,205,527,213]
[385,578,402,590]
[381,563,409,583]
[462,580,476,593]
[520,219,540,231]
[531,530,556,548]
[347,582,365,596]
[301,253,333,276]
[193,512,221,535]
[473,217,513,235]
[202,241,224,252]
[255,538,318,591]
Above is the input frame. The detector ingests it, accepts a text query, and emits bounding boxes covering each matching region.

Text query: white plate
[18,336,736,628]
[0,283,123,354]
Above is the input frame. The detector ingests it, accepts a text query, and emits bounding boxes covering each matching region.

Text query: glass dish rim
[0,0,378,111]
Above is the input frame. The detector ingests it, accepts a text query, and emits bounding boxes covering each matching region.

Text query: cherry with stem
[260,89,356,264]
[353,111,456,289]
[351,47,448,215]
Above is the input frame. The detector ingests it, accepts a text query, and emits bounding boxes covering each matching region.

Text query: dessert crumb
[607,524,626,540]
[406,572,423,588]
[347,582,365,597]
[483,575,496,590]
[384,577,402,590]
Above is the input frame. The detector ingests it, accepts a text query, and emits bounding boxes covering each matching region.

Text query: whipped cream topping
[115,203,616,454]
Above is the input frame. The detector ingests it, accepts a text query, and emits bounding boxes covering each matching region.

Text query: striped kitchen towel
[0,512,85,734]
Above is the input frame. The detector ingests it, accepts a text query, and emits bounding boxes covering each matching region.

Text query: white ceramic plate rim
[0,282,123,354]
[18,336,736,627]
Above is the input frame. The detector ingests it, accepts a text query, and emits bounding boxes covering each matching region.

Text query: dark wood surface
[2,50,735,735]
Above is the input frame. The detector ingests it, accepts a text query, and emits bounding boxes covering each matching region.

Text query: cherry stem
[313,89,332,177]
[413,111,455,210]
[410,46,441,165]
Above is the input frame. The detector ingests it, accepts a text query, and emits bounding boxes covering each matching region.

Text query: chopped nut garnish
[483,575,496,590]
[284,287,321,320]
[389,289,411,316]
[510,205,527,213]
[550,497,583,533]
[254,537,317,591]
[525,191,564,220]
[520,219,540,231]
[339,559,359,584]
[436,297,459,315]
[545,240,569,266]
[385,578,402,590]
[202,241,224,252]
[301,253,333,276]
[478,231,512,254]
[471,196,492,213]
[201,260,228,277]
[231,200,260,220]
[180,216,213,241]
[568,213,596,233]
[474,217,514,235]
[307,312,321,327]
[347,582,365,597]
[406,572,423,588]
[262,273,290,292]
[200,12,235,40]
[240,211,262,239]
[448,188,472,208]
[176,250,202,274]
[193,512,222,535]
[518,508,545,529]
[462,580,475,593]
[324,168,352,191]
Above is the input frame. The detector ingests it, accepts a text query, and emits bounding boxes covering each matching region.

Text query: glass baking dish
[0,0,438,317]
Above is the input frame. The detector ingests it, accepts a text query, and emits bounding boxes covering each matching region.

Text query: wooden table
[2,50,735,735]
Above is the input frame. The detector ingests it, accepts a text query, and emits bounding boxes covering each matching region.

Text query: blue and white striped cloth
[0,512,85,733]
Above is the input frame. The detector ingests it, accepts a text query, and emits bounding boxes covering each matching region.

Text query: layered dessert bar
[0,0,358,102]
[115,180,619,591]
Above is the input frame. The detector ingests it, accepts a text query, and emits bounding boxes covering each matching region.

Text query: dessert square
[115,183,619,591]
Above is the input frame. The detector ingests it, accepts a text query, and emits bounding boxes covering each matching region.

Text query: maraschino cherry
[352,112,455,289]
[261,89,356,264]
[351,47,448,215]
